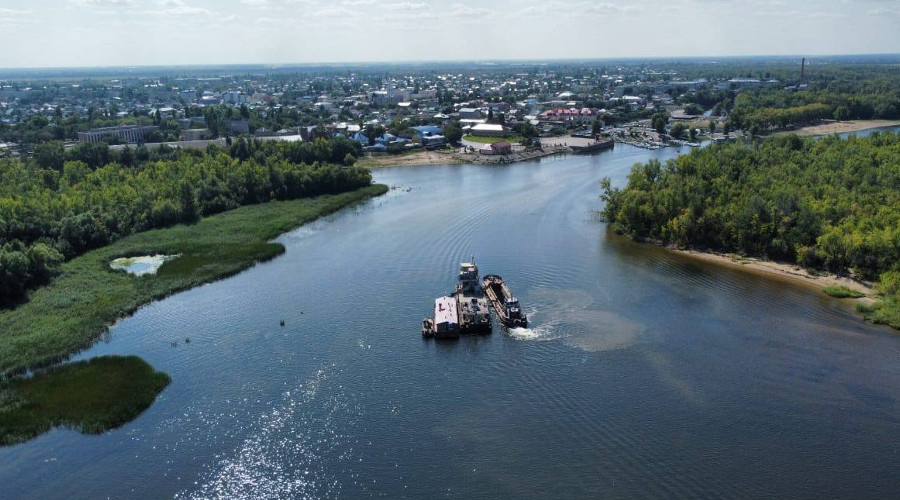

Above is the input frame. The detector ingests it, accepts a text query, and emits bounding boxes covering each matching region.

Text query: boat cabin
[434,296,459,335]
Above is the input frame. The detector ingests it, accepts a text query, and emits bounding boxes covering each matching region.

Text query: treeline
[0,137,371,306]
[600,133,900,324]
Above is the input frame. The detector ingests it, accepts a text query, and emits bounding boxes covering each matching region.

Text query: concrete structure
[77,125,158,144]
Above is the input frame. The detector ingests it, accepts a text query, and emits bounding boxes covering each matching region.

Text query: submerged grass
[0,355,170,446]
[0,185,388,376]
[823,285,866,299]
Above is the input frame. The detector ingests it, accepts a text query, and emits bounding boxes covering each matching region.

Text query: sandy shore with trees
[673,248,874,299]
[791,119,900,136]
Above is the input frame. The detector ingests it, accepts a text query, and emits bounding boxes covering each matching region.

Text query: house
[351,132,370,145]
[490,141,511,155]
[422,134,447,149]
[459,107,482,119]
[479,141,511,155]
[375,132,397,145]
[412,125,443,139]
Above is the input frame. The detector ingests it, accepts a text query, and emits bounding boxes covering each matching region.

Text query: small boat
[421,317,435,337]
[482,274,528,327]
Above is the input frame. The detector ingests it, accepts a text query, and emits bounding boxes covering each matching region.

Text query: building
[479,141,511,155]
[77,125,158,144]
[412,125,443,139]
[469,123,506,137]
[459,107,482,119]
[422,134,447,149]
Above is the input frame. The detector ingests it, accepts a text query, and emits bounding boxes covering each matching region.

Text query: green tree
[651,113,668,134]
[443,122,463,144]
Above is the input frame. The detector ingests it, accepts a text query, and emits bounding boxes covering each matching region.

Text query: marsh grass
[0,185,388,376]
[823,285,866,299]
[0,355,170,446]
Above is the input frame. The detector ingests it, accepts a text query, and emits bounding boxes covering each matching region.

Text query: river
[2,141,900,499]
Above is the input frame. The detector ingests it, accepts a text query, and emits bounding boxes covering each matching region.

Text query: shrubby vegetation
[0,137,371,306]
[601,132,900,327]
[0,355,170,445]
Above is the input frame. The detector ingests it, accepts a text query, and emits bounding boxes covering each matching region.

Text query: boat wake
[505,308,564,342]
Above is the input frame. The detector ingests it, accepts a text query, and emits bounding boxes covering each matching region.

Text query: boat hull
[482,275,528,328]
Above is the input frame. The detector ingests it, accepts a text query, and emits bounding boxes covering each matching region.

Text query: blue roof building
[412,125,443,139]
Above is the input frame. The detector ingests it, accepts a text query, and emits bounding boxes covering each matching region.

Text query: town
[2,59,816,164]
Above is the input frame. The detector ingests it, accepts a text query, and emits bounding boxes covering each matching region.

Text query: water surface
[2,145,899,499]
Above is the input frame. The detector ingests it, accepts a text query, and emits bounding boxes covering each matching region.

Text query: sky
[0,0,898,68]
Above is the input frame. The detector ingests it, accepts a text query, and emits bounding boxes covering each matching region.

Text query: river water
[3,141,900,499]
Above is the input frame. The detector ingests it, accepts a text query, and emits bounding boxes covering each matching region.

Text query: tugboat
[453,260,492,334]
[482,274,528,327]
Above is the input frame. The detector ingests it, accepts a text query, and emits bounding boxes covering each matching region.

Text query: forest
[0,137,371,306]
[600,132,900,327]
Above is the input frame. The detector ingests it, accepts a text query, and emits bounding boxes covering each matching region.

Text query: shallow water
[3,145,900,499]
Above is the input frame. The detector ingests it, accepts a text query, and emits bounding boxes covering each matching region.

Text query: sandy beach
[790,119,900,137]
[672,248,875,300]
[356,150,464,168]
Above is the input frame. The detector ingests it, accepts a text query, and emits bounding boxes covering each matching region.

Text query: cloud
[68,0,133,6]
[0,8,32,15]
[519,1,643,17]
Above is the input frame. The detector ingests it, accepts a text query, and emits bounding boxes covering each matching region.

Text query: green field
[0,184,388,376]
[0,355,170,445]
[462,134,523,144]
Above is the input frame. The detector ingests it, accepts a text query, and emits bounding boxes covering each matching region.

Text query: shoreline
[0,185,389,377]
[787,119,900,137]
[357,150,465,168]
[671,248,875,300]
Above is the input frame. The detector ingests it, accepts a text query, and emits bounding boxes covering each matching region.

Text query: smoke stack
[800,58,806,83]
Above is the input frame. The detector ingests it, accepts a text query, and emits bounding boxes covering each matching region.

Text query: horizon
[1,0,899,69]
[1,53,898,78]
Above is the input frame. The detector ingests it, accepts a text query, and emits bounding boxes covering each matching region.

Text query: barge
[482,274,528,327]
[422,296,460,338]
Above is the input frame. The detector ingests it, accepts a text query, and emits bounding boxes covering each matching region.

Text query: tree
[443,122,463,144]
[689,127,698,142]
[670,122,686,139]
[34,141,65,171]
[834,105,850,121]
[651,112,668,134]
[709,121,717,135]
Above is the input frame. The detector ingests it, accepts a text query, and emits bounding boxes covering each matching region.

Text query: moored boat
[431,296,460,338]
[482,274,528,327]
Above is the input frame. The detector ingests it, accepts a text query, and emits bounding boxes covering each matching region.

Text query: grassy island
[0,355,170,446]
[601,132,900,329]
[0,184,387,376]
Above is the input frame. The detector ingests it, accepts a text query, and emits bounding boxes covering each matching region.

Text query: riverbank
[356,150,464,168]
[672,248,874,298]
[0,184,389,376]
[786,119,900,137]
